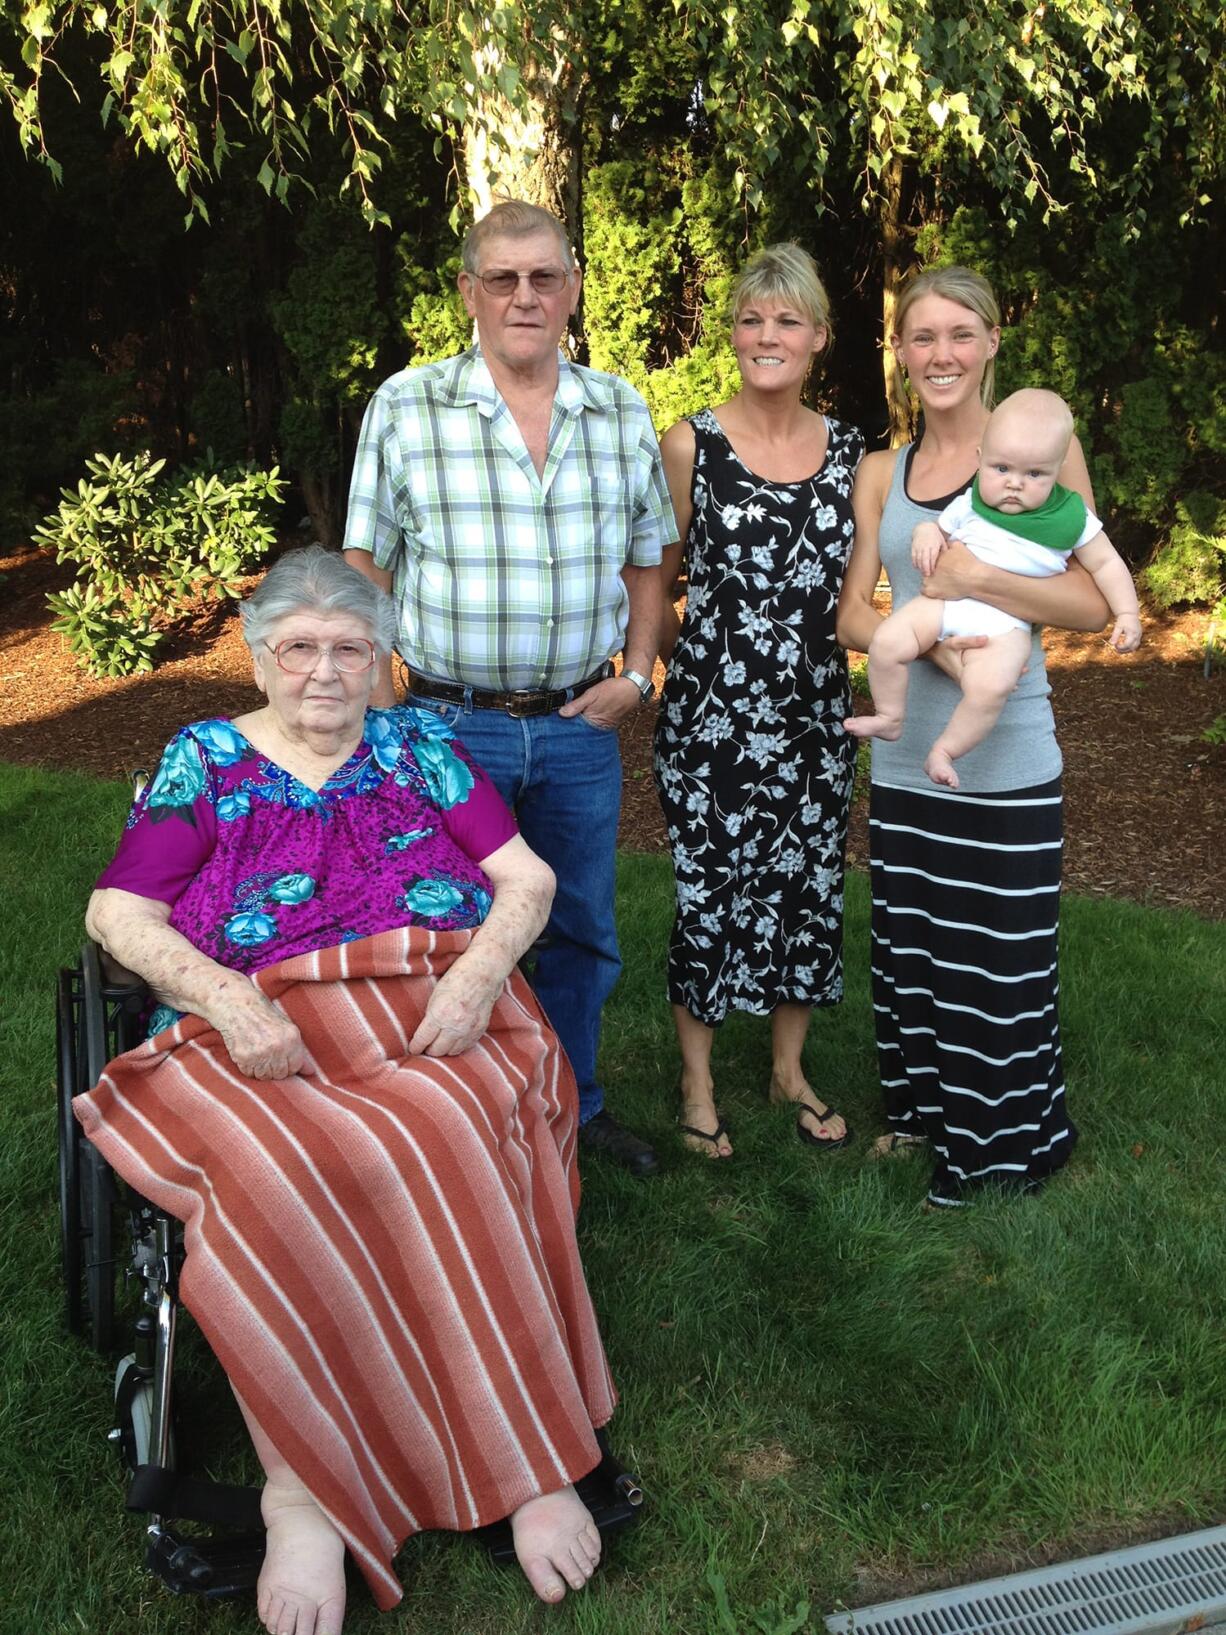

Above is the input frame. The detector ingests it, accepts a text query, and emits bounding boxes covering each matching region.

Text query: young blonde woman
[654,244,863,1159]
[836,266,1109,1208]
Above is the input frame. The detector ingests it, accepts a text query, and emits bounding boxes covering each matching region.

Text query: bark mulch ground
[3,541,1223,918]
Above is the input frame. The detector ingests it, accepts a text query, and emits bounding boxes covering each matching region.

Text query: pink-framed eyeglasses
[265,637,377,674]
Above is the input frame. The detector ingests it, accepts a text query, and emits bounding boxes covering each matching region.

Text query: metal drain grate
[825,1524,1226,1635]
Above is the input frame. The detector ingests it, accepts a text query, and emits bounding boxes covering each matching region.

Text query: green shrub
[582,157,743,427]
[584,162,683,385]
[1096,376,1192,529]
[188,369,249,464]
[1142,493,1226,609]
[402,256,472,366]
[35,451,285,678]
[270,200,388,504]
[0,357,137,537]
[926,206,1226,566]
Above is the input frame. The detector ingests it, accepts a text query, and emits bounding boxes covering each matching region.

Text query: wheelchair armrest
[81,941,150,1084]
[99,949,145,991]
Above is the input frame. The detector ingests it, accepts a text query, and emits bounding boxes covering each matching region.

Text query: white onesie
[936,489,1102,639]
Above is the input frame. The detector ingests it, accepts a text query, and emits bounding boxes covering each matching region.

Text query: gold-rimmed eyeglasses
[266,637,376,674]
[473,267,572,296]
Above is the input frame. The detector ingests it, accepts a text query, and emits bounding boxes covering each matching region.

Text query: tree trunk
[461,34,586,241]
[880,152,914,448]
[300,466,340,550]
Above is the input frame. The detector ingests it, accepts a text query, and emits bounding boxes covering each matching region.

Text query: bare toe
[259,1483,347,1635]
[798,1100,846,1142]
[773,1081,845,1143]
[579,1520,602,1564]
[511,1484,600,1603]
[679,1100,733,1159]
[523,1557,567,1602]
[925,750,959,788]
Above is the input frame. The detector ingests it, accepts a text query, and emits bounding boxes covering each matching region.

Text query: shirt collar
[425,346,615,418]
[557,353,615,415]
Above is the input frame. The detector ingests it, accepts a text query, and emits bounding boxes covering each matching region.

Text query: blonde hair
[461,200,574,273]
[892,265,1001,409]
[731,243,833,351]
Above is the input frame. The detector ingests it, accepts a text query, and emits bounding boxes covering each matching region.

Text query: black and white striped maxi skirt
[869,778,1077,1207]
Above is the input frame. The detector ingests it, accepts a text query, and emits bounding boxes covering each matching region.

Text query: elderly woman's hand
[408,962,501,1058]
[406,836,555,1058]
[87,886,312,1081]
[217,989,310,1080]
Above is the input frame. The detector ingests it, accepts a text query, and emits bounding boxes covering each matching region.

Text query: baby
[845,388,1141,788]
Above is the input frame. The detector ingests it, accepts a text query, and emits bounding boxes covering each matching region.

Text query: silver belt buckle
[505,690,543,718]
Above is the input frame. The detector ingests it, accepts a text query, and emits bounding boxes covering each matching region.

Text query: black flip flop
[794,1101,852,1152]
[678,1117,733,1158]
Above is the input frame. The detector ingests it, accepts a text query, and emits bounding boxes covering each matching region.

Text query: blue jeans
[411,687,622,1124]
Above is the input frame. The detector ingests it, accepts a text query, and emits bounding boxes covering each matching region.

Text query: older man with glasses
[344,199,673,1177]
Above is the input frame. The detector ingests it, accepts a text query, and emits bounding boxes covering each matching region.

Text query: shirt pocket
[575,443,634,569]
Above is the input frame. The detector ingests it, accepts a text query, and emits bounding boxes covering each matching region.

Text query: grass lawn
[4,759,1225,1635]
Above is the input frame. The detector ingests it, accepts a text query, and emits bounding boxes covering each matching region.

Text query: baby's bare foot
[259,1482,347,1635]
[844,712,902,741]
[511,1484,601,1603]
[925,747,959,788]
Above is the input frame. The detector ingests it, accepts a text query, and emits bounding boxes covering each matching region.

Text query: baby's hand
[911,522,947,576]
[1110,613,1142,653]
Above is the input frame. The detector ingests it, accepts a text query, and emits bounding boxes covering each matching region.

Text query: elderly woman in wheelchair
[73,546,621,1634]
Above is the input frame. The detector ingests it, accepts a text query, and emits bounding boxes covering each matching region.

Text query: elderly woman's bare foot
[511,1484,601,1603]
[258,1482,347,1635]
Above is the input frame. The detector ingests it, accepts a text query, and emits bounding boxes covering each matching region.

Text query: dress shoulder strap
[688,406,725,448]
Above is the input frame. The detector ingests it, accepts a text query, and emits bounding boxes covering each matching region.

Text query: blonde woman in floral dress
[654,245,863,1159]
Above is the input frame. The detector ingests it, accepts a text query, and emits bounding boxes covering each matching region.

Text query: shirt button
[546,557,554,565]
[547,619,555,627]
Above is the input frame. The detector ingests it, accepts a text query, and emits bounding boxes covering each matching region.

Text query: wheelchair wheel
[84,1145,117,1352]
[56,968,85,1338]
[56,962,117,1352]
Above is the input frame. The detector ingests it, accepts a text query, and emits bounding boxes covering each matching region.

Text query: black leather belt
[409,665,611,719]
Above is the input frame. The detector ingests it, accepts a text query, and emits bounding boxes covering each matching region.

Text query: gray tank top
[870,444,1062,792]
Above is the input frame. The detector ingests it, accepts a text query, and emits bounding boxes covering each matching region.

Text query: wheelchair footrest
[127,1463,264,1531]
[145,1524,265,1598]
[473,1434,645,1564]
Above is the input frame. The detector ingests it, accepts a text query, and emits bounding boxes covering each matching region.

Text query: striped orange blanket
[73,927,617,1609]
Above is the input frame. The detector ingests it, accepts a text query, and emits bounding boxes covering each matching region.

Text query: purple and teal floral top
[97,707,518,984]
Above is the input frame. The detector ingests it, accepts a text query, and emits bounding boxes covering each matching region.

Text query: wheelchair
[57,941,644,1603]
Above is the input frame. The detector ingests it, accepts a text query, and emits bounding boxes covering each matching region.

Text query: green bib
[970,476,1087,552]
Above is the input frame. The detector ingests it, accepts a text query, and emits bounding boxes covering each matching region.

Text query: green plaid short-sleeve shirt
[344,347,674,691]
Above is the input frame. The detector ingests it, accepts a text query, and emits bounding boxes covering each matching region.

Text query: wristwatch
[621,668,655,702]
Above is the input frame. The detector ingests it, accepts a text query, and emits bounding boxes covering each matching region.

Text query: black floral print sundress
[653,407,864,1026]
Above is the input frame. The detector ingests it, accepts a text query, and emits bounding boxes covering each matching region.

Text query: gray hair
[462,200,575,274]
[240,545,397,655]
